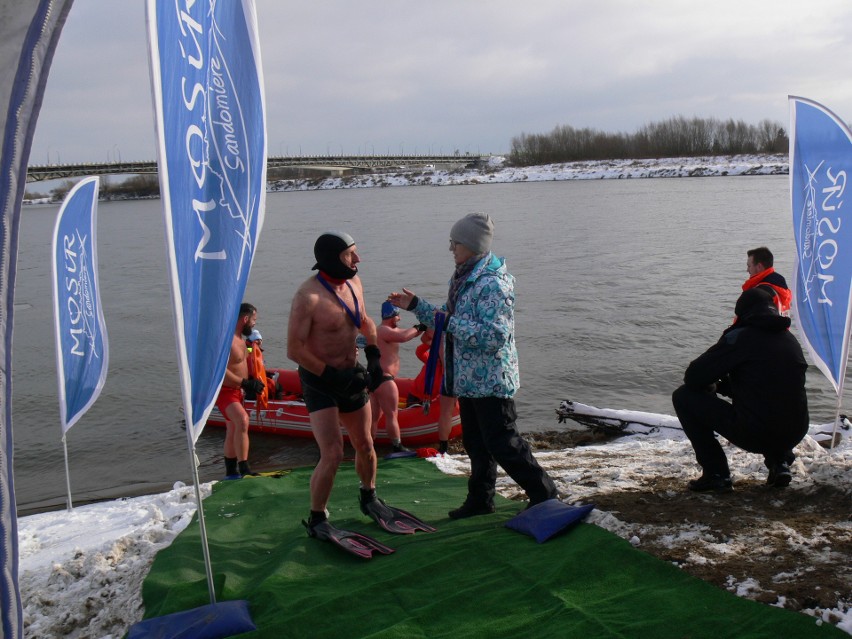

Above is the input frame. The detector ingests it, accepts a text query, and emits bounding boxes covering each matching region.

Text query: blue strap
[315,274,361,328]
[422,311,446,414]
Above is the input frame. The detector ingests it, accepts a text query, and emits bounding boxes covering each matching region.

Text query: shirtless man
[216,302,264,478]
[371,301,424,453]
[288,231,434,542]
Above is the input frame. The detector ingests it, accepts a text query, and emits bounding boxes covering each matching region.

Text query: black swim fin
[302,520,395,559]
[360,498,437,535]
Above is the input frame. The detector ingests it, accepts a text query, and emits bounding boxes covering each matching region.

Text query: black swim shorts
[298,366,369,414]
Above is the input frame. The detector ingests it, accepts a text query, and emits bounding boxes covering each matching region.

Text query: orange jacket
[742,267,792,316]
[246,344,268,410]
[410,342,442,401]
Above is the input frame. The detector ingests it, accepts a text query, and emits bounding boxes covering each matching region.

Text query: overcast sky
[28,0,852,165]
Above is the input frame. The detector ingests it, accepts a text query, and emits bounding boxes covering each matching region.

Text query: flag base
[126,599,255,639]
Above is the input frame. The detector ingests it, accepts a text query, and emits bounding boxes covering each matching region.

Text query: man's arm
[222,337,244,388]
[360,314,385,390]
[351,279,384,387]
[353,277,378,346]
[683,331,747,389]
[377,324,421,343]
[360,314,379,346]
[287,289,326,376]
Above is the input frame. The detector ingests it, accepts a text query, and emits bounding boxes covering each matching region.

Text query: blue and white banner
[0,2,74,637]
[789,96,852,393]
[52,177,108,433]
[147,0,267,443]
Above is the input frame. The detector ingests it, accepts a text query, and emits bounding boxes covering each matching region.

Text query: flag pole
[185,405,216,604]
[61,434,73,512]
[829,353,850,449]
[829,278,852,450]
[831,400,842,450]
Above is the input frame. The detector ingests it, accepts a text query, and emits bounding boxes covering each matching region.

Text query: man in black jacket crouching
[672,287,809,492]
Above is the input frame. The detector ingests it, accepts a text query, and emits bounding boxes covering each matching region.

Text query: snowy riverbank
[17,426,851,638]
[268,153,788,192]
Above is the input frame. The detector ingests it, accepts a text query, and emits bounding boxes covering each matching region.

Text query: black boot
[238,460,259,477]
[448,498,495,519]
[359,487,377,508]
[766,462,792,488]
[687,473,732,493]
[392,440,412,453]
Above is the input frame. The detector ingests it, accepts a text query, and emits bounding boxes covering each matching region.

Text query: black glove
[414,323,428,332]
[364,345,385,391]
[241,378,265,395]
[715,377,732,398]
[321,363,368,395]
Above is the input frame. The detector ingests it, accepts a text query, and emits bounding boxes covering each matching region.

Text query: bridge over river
[26,154,486,183]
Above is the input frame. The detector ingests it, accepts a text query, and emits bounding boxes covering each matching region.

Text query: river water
[12,175,840,513]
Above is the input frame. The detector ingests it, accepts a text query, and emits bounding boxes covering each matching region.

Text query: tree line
[507,116,788,166]
[26,174,160,202]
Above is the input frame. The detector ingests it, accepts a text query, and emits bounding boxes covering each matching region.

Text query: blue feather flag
[0,2,74,636]
[789,97,852,394]
[52,176,108,434]
[148,0,267,443]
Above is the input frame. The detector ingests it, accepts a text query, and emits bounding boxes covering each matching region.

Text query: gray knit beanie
[450,213,494,254]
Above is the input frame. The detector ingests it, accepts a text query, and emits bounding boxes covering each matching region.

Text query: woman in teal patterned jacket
[413,251,518,397]
[389,213,557,519]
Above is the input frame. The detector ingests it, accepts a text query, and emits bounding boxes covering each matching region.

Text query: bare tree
[508,116,786,166]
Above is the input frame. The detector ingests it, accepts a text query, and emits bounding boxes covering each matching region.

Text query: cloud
[27,0,852,163]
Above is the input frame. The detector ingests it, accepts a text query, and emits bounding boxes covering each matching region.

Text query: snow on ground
[268,153,788,192]
[18,482,211,639]
[16,430,851,638]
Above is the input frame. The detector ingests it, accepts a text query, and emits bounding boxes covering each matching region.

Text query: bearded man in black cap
[217,302,263,478]
[672,287,809,492]
[287,231,434,546]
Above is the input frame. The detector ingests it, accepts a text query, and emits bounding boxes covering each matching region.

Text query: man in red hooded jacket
[743,246,791,316]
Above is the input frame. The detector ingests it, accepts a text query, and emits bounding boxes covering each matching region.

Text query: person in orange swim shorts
[217,302,264,478]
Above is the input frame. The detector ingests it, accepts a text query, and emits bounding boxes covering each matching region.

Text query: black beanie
[312,231,357,279]
[735,287,777,321]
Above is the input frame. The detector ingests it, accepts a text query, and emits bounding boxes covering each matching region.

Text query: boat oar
[422,311,446,415]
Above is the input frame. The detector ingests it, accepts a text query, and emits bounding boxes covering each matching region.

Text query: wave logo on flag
[51,176,109,432]
[789,96,852,391]
[148,0,266,441]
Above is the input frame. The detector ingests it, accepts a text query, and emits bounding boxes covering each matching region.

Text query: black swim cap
[312,231,357,279]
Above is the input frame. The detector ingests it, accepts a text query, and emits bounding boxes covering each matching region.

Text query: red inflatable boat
[206,368,461,445]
